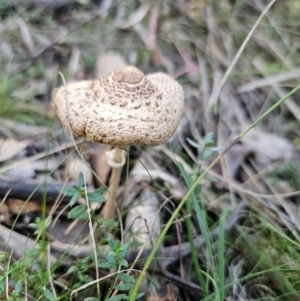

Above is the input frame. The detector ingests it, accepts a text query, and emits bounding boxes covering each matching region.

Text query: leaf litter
[1,1,300,300]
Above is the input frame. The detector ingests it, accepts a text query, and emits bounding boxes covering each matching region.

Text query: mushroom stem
[101,147,126,219]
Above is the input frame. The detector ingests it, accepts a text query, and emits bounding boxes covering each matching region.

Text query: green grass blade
[217,210,229,301]
[178,163,207,293]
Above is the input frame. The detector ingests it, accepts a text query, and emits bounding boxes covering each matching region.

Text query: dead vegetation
[1,0,300,300]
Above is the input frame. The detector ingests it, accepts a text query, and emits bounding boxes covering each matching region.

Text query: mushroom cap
[53,66,184,146]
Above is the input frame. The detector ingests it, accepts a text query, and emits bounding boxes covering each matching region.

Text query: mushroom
[53,66,184,219]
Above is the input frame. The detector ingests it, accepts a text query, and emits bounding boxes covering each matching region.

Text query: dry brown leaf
[7,199,42,214]
[66,154,93,186]
[0,202,9,222]
[125,188,160,248]
[0,224,56,263]
[49,219,90,244]
[237,71,300,93]
[30,158,59,171]
[16,18,36,56]
[0,138,31,162]
[241,128,295,166]
[5,164,36,180]
[224,144,249,179]
[4,154,57,180]
[146,283,179,301]
[0,119,48,137]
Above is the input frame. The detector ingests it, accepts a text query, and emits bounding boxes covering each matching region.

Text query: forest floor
[1,1,300,300]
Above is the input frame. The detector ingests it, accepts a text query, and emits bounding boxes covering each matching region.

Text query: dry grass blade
[208,0,278,109]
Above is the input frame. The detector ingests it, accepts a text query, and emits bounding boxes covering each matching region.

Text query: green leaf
[120,242,131,253]
[186,137,201,149]
[107,294,128,301]
[77,212,89,220]
[67,265,79,274]
[94,186,107,194]
[98,261,115,269]
[77,172,84,187]
[84,298,99,301]
[204,132,214,145]
[134,292,145,300]
[87,192,106,203]
[97,218,118,228]
[69,191,81,207]
[44,288,56,301]
[108,237,117,250]
[106,253,116,264]
[68,205,87,219]
[115,283,134,291]
[117,273,135,284]
[58,186,78,196]
[208,146,223,152]
[118,258,128,267]
[14,280,23,294]
[202,149,212,159]
[78,273,91,282]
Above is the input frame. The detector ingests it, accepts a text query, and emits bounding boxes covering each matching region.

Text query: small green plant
[59,172,107,220]
[98,237,144,301]
[0,249,58,301]
[187,132,223,163]
[98,237,130,271]
[29,216,52,240]
[67,253,95,290]
[59,173,145,300]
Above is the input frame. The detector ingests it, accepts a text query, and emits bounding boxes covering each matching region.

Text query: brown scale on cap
[53,66,184,146]
[112,66,144,84]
